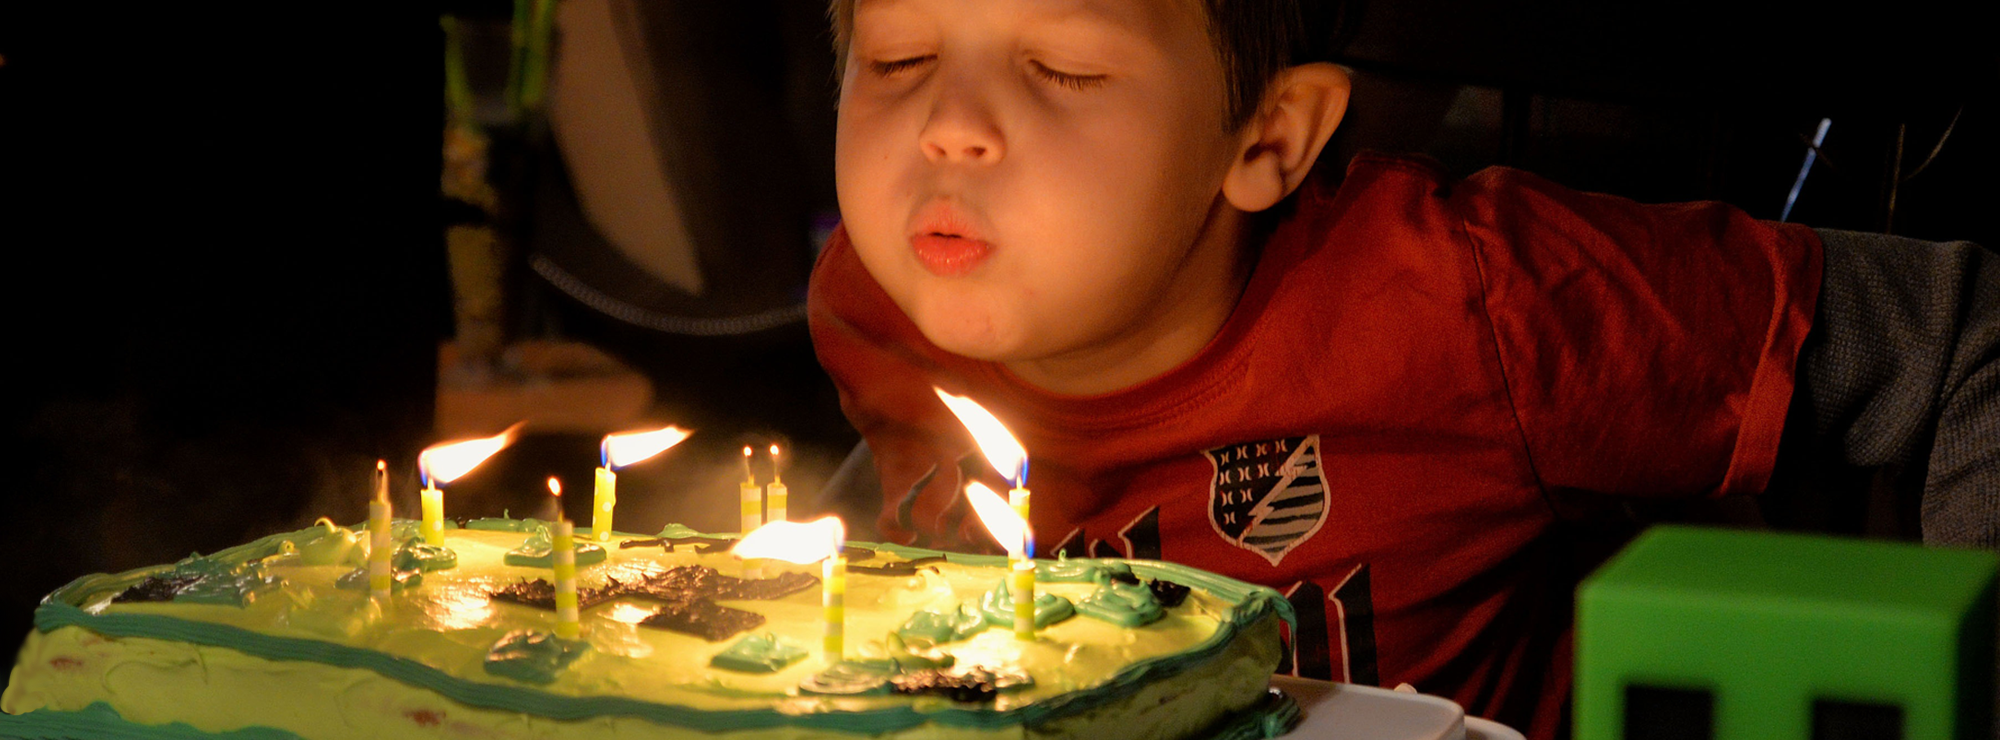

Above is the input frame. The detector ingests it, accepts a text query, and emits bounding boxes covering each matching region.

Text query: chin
[909,303,1025,363]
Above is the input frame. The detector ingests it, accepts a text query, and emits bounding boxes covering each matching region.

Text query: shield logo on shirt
[1206,435,1328,566]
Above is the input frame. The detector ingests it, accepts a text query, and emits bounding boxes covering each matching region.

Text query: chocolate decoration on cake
[620,536,736,554]
[110,574,204,604]
[489,577,626,611]
[488,566,820,641]
[637,598,767,641]
[1149,579,1192,608]
[850,555,947,576]
[890,666,1032,703]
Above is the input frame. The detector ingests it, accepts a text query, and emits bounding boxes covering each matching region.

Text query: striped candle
[367,462,393,601]
[1009,487,1031,556]
[739,446,762,533]
[552,518,580,640]
[823,554,845,661]
[1011,559,1035,640]
[766,444,788,522]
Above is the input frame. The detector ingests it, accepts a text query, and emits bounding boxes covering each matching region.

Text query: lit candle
[596,426,692,542]
[967,481,1036,639]
[368,460,393,601]
[732,517,846,662]
[416,425,518,546]
[739,446,762,534]
[934,389,1033,556]
[549,477,580,640]
[765,444,788,523]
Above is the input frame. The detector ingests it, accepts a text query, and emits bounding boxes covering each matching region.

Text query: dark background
[0,0,1992,694]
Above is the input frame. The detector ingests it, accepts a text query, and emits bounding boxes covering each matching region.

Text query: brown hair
[826,0,1311,131]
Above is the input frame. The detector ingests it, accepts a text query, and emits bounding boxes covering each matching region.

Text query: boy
[806,0,2000,737]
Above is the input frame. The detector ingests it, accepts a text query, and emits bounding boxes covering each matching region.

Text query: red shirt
[807,153,1821,738]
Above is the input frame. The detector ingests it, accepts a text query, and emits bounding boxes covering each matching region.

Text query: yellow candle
[823,554,845,662]
[1012,559,1036,640]
[368,461,393,601]
[417,425,521,547]
[592,466,616,541]
[597,425,690,544]
[552,517,579,640]
[420,484,445,546]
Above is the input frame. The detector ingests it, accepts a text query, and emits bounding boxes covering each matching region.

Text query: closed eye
[1030,60,1107,91]
[868,55,935,77]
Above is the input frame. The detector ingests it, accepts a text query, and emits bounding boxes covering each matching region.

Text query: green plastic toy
[1576,525,1997,740]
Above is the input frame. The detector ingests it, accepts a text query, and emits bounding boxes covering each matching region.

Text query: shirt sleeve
[1453,167,1823,500]
[1778,228,2000,548]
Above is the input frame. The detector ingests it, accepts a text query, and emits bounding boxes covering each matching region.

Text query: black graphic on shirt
[1279,580,1333,680]
[1205,435,1328,565]
[1050,528,1085,559]
[1117,506,1162,560]
[1057,507,1164,560]
[1331,563,1379,685]
[1277,566,1379,685]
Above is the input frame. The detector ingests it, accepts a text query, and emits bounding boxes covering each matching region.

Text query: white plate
[1270,677,1525,740]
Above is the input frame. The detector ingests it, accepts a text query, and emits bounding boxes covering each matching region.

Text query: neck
[1003,201,1252,396]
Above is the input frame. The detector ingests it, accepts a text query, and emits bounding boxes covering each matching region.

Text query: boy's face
[836,0,1252,391]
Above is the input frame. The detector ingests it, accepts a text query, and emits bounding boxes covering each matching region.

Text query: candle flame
[604,425,692,469]
[934,388,1026,485]
[547,477,562,497]
[419,423,520,486]
[966,482,1029,555]
[731,517,844,564]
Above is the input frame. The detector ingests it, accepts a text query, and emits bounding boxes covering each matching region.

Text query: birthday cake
[1,519,1295,739]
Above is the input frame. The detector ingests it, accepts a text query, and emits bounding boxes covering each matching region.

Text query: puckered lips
[909,202,993,278]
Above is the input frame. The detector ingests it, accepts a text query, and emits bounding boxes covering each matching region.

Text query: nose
[919,78,1005,165]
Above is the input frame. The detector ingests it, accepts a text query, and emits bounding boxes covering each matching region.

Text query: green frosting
[290,520,362,566]
[464,517,541,533]
[391,537,457,572]
[883,633,955,669]
[331,566,422,592]
[482,630,591,685]
[978,578,1075,629]
[895,603,990,645]
[709,632,808,674]
[1210,689,1303,740]
[655,523,708,539]
[1038,557,1132,584]
[0,702,303,739]
[1073,577,1166,627]
[798,660,898,696]
[13,520,1296,736]
[501,523,608,568]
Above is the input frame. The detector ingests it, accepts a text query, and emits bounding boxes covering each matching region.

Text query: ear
[1221,63,1351,213]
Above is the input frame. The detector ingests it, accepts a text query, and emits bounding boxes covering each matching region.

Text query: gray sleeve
[1779,228,2000,548]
